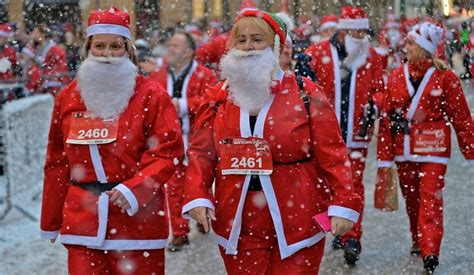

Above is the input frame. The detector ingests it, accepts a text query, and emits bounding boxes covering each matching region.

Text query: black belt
[69,180,120,196]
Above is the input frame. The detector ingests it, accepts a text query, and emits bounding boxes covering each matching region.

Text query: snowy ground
[0,81,473,274]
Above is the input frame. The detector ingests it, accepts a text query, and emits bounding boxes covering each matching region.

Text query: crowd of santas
[36,3,474,275]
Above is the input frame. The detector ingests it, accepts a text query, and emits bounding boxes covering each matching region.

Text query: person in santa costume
[149,30,216,251]
[40,7,184,274]
[319,15,338,41]
[375,16,403,82]
[31,24,70,95]
[305,5,385,265]
[0,23,19,85]
[377,21,474,273]
[182,9,362,274]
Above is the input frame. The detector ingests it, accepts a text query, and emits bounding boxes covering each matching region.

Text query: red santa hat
[320,15,338,31]
[407,22,443,55]
[86,7,131,40]
[234,9,287,53]
[184,24,202,38]
[383,14,400,30]
[0,23,13,37]
[338,6,369,30]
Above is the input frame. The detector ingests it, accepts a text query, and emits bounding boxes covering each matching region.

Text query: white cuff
[328,205,359,223]
[377,160,394,168]
[41,230,59,240]
[178,98,188,117]
[113,184,139,216]
[182,198,215,219]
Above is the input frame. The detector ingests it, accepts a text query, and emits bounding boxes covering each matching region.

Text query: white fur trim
[328,205,359,223]
[330,44,341,122]
[89,144,107,183]
[408,31,436,55]
[182,198,215,219]
[0,30,13,37]
[41,230,59,240]
[88,239,168,250]
[374,47,389,56]
[113,184,139,216]
[320,21,338,31]
[338,18,369,30]
[468,160,474,165]
[377,161,394,168]
[86,24,131,39]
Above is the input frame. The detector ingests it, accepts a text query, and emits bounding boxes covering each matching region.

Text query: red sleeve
[41,92,71,232]
[376,74,397,165]
[442,70,474,161]
[370,50,387,110]
[183,85,222,205]
[122,86,184,206]
[306,79,362,213]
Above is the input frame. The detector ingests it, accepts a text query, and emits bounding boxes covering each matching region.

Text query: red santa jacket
[37,40,70,94]
[149,60,216,143]
[182,71,362,259]
[306,40,385,148]
[0,46,17,82]
[377,64,474,167]
[40,75,184,250]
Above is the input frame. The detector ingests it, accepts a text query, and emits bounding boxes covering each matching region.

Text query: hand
[188,207,216,233]
[106,189,131,213]
[330,216,354,236]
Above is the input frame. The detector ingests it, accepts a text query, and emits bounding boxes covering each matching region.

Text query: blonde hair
[81,36,139,65]
[227,17,275,49]
[411,40,449,71]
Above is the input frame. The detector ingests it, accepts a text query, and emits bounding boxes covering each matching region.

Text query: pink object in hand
[313,211,331,233]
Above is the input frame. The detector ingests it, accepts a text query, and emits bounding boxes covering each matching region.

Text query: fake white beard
[220,47,278,114]
[77,53,138,119]
[343,35,370,70]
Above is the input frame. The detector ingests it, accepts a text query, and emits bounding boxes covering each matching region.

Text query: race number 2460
[77,128,109,139]
[230,157,263,168]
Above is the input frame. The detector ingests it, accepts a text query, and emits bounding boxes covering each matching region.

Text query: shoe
[167,235,189,252]
[410,245,421,256]
[460,72,472,79]
[343,238,361,266]
[423,255,439,273]
[332,236,344,250]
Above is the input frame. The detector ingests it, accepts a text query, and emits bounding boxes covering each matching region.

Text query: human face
[320,27,337,38]
[234,25,273,51]
[279,42,293,70]
[89,34,127,58]
[405,39,428,62]
[339,29,367,42]
[166,33,193,67]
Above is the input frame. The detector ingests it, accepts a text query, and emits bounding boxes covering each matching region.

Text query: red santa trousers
[166,164,190,237]
[396,162,446,257]
[340,148,367,242]
[65,245,164,275]
[219,191,325,274]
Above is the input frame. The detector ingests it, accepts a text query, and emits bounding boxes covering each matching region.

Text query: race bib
[219,137,273,175]
[66,112,118,145]
[412,128,447,153]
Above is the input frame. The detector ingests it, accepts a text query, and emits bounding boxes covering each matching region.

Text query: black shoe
[167,235,189,252]
[410,245,421,256]
[460,72,472,79]
[423,255,439,273]
[343,238,361,266]
[332,236,344,250]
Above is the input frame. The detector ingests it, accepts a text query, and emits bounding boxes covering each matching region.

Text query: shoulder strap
[296,74,311,116]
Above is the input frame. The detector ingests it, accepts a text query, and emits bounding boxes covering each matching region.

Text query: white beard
[343,35,370,70]
[77,53,138,119]
[220,47,278,114]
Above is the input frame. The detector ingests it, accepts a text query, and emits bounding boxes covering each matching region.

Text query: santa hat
[86,7,131,40]
[234,9,287,53]
[383,14,400,30]
[338,6,369,30]
[0,23,13,37]
[21,46,35,59]
[407,22,443,55]
[184,24,202,37]
[320,15,338,31]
